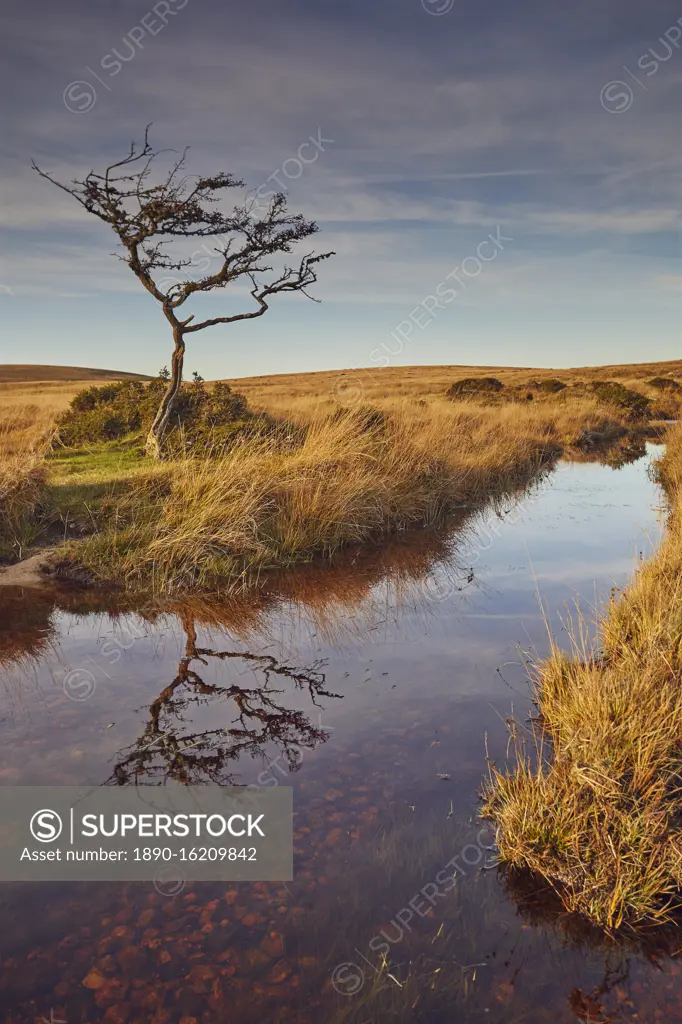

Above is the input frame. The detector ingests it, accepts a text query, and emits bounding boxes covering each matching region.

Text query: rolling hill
[1,360,680,408]
[0,365,153,383]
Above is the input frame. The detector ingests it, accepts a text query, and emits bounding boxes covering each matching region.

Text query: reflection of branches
[108,615,339,785]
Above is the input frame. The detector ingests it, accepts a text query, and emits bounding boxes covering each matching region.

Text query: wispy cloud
[1,0,679,370]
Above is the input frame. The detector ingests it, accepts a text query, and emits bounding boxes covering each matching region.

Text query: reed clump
[0,403,57,559]
[483,424,682,930]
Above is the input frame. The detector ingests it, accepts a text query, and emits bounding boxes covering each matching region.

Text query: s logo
[30,809,63,843]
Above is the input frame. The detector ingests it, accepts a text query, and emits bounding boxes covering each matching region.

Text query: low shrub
[56,374,255,450]
[587,380,651,420]
[515,379,567,397]
[648,377,680,392]
[446,377,503,399]
[535,379,567,394]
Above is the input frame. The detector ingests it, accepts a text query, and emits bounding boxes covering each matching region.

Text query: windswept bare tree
[33,126,334,457]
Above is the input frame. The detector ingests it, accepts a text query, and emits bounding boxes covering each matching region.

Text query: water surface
[1,443,679,1023]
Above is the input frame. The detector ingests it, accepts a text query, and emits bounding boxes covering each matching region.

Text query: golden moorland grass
[0,402,59,558]
[483,423,682,931]
[59,396,633,592]
[218,358,682,414]
[1,388,632,587]
[0,360,678,590]
[1,357,680,418]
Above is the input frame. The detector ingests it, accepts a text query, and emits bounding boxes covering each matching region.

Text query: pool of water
[1,443,679,1023]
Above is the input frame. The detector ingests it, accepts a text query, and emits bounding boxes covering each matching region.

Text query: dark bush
[515,379,567,396]
[205,381,249,423]
[446,377,503,399]
[587,380,651,420]
[648,377,681,392]
[57,373,255,449]
[69,382,138,413]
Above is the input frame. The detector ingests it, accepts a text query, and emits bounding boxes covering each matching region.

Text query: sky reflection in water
[0,443,678,1023]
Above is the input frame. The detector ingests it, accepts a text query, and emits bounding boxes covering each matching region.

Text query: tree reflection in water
[108,612,340,786]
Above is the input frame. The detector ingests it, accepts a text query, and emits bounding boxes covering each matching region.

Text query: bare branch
[184,252,335,332]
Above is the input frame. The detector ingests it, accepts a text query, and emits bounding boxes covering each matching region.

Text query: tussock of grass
[0,404,57,559]
[483,424,682,930]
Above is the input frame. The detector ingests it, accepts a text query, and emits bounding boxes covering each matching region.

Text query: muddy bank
[0,549,56,587]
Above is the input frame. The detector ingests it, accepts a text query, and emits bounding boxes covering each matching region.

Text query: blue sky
[1,0,680,379]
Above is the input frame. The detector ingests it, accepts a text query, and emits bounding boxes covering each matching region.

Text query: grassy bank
[483,423,682,930]
[1,390,634,592]
[50,398,627,591]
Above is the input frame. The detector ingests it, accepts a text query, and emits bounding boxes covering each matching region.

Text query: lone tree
[33,126,334,457]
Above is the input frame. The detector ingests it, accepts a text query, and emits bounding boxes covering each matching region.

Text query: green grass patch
[41,440,166,542]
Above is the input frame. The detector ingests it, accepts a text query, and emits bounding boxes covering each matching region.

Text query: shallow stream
[1,443,678,1023]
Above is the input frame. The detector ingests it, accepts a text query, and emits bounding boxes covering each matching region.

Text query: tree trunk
[145,328,185,458]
